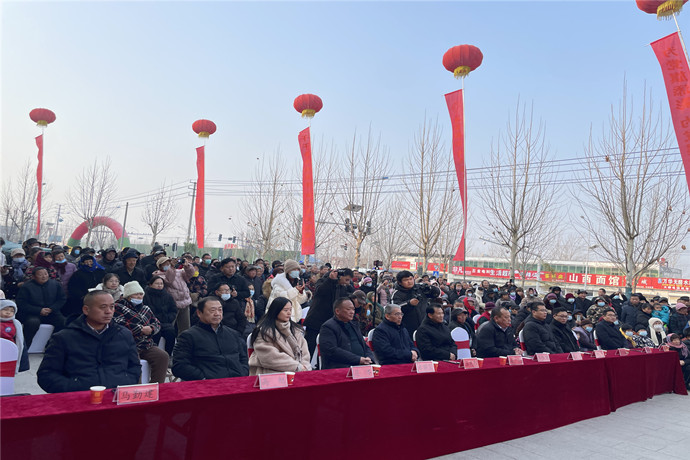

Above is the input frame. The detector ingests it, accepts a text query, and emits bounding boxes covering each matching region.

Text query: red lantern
[192,119,217,138]
[636,0,687,18]
[293,94,323,118]
[29,108,56,127]
[443,45,483,79]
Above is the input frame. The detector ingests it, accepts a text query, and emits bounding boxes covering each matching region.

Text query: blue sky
[1,1,688,263]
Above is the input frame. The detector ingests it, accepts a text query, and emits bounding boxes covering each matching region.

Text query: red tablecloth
[0,350,685,460]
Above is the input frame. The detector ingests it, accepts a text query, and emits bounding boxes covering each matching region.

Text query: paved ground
[14,355,689,460]
[435,393,689,460]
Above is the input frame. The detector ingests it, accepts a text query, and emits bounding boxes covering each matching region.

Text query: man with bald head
[38,290,141,393]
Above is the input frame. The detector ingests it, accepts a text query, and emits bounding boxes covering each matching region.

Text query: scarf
[11,258,29,281]
[667,337,689,359]
[34,252,52,269]
[277,321,302,363]
[78,256,105,273]
[245,299,255,323]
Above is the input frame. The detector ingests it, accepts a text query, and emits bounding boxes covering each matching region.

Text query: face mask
[585,326,593,332]
[300,268,306,274]
[493,288,498,293]
[639,330,648,337]
[14,257,26,263]
[510,291,515,296]
[221,293,231,301]
[567,315,573,321]
[597,302,605,307]
[625,331,633,337]
[130,298,143,305]
[549,299,557,305]
[204,259,211,265]
[613,295,620,300]
[162,266,169,271]
[73,250,80,255]
[365,283,372,287]
[614,320,620,325]
[289,270,300,278]
[568,298,575,304]
[54,258,66,264]
[653,325,663,331]
[366,309,371,316]
[249,290,255,297]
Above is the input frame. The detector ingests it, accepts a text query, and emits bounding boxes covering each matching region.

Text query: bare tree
[1,160,52,242]
[67,157,118,247]
[337,128,390,268]
[577,83,690,294]
[433,190,464,277]
[142,182,179,247]
[238,152,288,260]
[401,117,456,270]
[478,101,558,282]
[371,198,410,268]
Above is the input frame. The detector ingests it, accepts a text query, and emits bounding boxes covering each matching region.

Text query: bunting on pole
[445,89,468,261]
[651,32,690,195]
[35,134,43,236]
[195,146,205,249]
[299,127,316,255]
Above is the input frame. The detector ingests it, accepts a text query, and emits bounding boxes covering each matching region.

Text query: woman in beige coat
[248,297,311,375]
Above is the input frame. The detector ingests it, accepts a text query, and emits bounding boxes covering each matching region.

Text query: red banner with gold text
[445,90,467,261]
[299,128,316,255]
[35,135,43,236]
[195,146,205,249]
[651,32,690,194]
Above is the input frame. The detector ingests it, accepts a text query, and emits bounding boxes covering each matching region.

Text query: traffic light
[232,236,237,243]
[218,234,222,242]
[344,218,351,233]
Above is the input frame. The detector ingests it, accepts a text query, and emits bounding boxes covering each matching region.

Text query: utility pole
[185,181,197,246]
[52,204,62,243]
[118,202,129,250]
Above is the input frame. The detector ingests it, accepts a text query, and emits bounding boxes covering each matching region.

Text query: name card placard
[616,348,630,356]
[643,347,654,354]
[593,350,606,359]
[412,361,436,373]
[661,345,670,352]
[534,353,551,363]
[461,358,479,369]
[347,365,374,380]
[253,373,288,390]
[568,352,583,361]
[114,383,159,405]
[507,355,523,366]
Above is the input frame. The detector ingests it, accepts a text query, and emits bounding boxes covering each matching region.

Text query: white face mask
[130,298,143,305]
[289,270,300,278]
[221,293,231,301]
[653,324,663,331]
[249,290,255,297]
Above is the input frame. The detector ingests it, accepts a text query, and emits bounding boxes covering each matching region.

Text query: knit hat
[156,257,171,268]
[123,251,139,260]
[10,248,25,257]
[284,259,300,274]
[123,281,144,298]
[485,302,496,310]
[362,277,373,284]
[565,293,575,299]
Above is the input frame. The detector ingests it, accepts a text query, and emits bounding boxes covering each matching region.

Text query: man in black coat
[319,297,374,369]
[115,252,147,286]
[304,268,354,356]
[476,306,522,358]
[391,270,440,341]
[669,303,689,335]
[522,301,563,355]
[595,308,629,350]
[16,267,66,348]
[549,307,579,353]
[416,305,456,361]
[207,258,250,303]
[574,290,592,315]
[371,305,420,365]
[635,303,654,333]
[37,291,140,393]
[620,293,642,326]
[99,248,122,273]
[172,296,249,381]
[214,283,247,336]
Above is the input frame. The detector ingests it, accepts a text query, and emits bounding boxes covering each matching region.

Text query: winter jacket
[620,303,639,327]
[172,322,249,381]
[415,317,456,361]
[16,279,66,319]
[635,310,653,332]
[143,286,178,335]
[114,266,147,287]
[319,316,374,369]
[371,319,419,365]
[248,322,311,375]
[476,320,518,358]
[573,326,596,351]
[549,320,579,353]
[267,273,308,322]
[0,301,27,372]
[37,315,141,393]
[522,315,563,355]
[114,298,162,351]
[391,283,440,340]
[574,297,592,315]
[207,272,251,301]
[52,261,77,295]
[304,276,354,333]
[65,268,106,317]
[595,320,629,350]
[153,264,195,309]
[220,298,248,336]
[377,284,392,306]
[669,312,690,335]
[652,305,671,325]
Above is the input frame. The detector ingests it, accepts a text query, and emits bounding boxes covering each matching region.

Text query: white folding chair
[0,338,18,396]
[140,359,151,384]
[310,334,320,369]
[158,336,166,351]
[450,327,472,359]
[367,329,380,364]
[593,330,602,350]
[301,306,310,325]
[412,330,417,347]
[27,324,54,353]
[518,330,531,357]
[246,335,254,357]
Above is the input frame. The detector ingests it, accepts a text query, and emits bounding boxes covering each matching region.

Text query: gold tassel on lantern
[198,132,210,138]
[36,120,48,127]
[301,109,316,118]
[657,0,685,19]
[453,66,472,78]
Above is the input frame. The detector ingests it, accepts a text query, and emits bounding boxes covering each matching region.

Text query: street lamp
[584,244,599,289]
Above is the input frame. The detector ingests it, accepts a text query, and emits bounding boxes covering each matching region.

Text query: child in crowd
[0,299,29,372]
[632,325,656,348]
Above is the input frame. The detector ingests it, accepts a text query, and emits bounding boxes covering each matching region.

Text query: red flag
[195,146,205,249]
[445,90,467,261]
[299,128,316,255]
[651,32,690,195]
[35,134,43,236]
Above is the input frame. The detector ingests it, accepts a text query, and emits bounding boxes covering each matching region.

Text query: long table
[0,350,686,460]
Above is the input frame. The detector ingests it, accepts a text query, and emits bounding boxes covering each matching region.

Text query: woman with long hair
[248,297,311,375]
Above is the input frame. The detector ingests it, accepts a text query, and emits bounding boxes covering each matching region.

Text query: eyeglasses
[390,312,404,317]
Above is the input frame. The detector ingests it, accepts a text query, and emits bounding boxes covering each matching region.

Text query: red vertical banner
[651,32,690,194]
[445,90,467,261]
[195,146,205,249]
[35,134,43,236]
[298,127,316,255]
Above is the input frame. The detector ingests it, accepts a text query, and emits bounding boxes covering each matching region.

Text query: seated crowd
[1,237,689,393]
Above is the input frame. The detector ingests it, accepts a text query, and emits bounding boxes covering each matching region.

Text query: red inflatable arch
[67,216,130,247]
